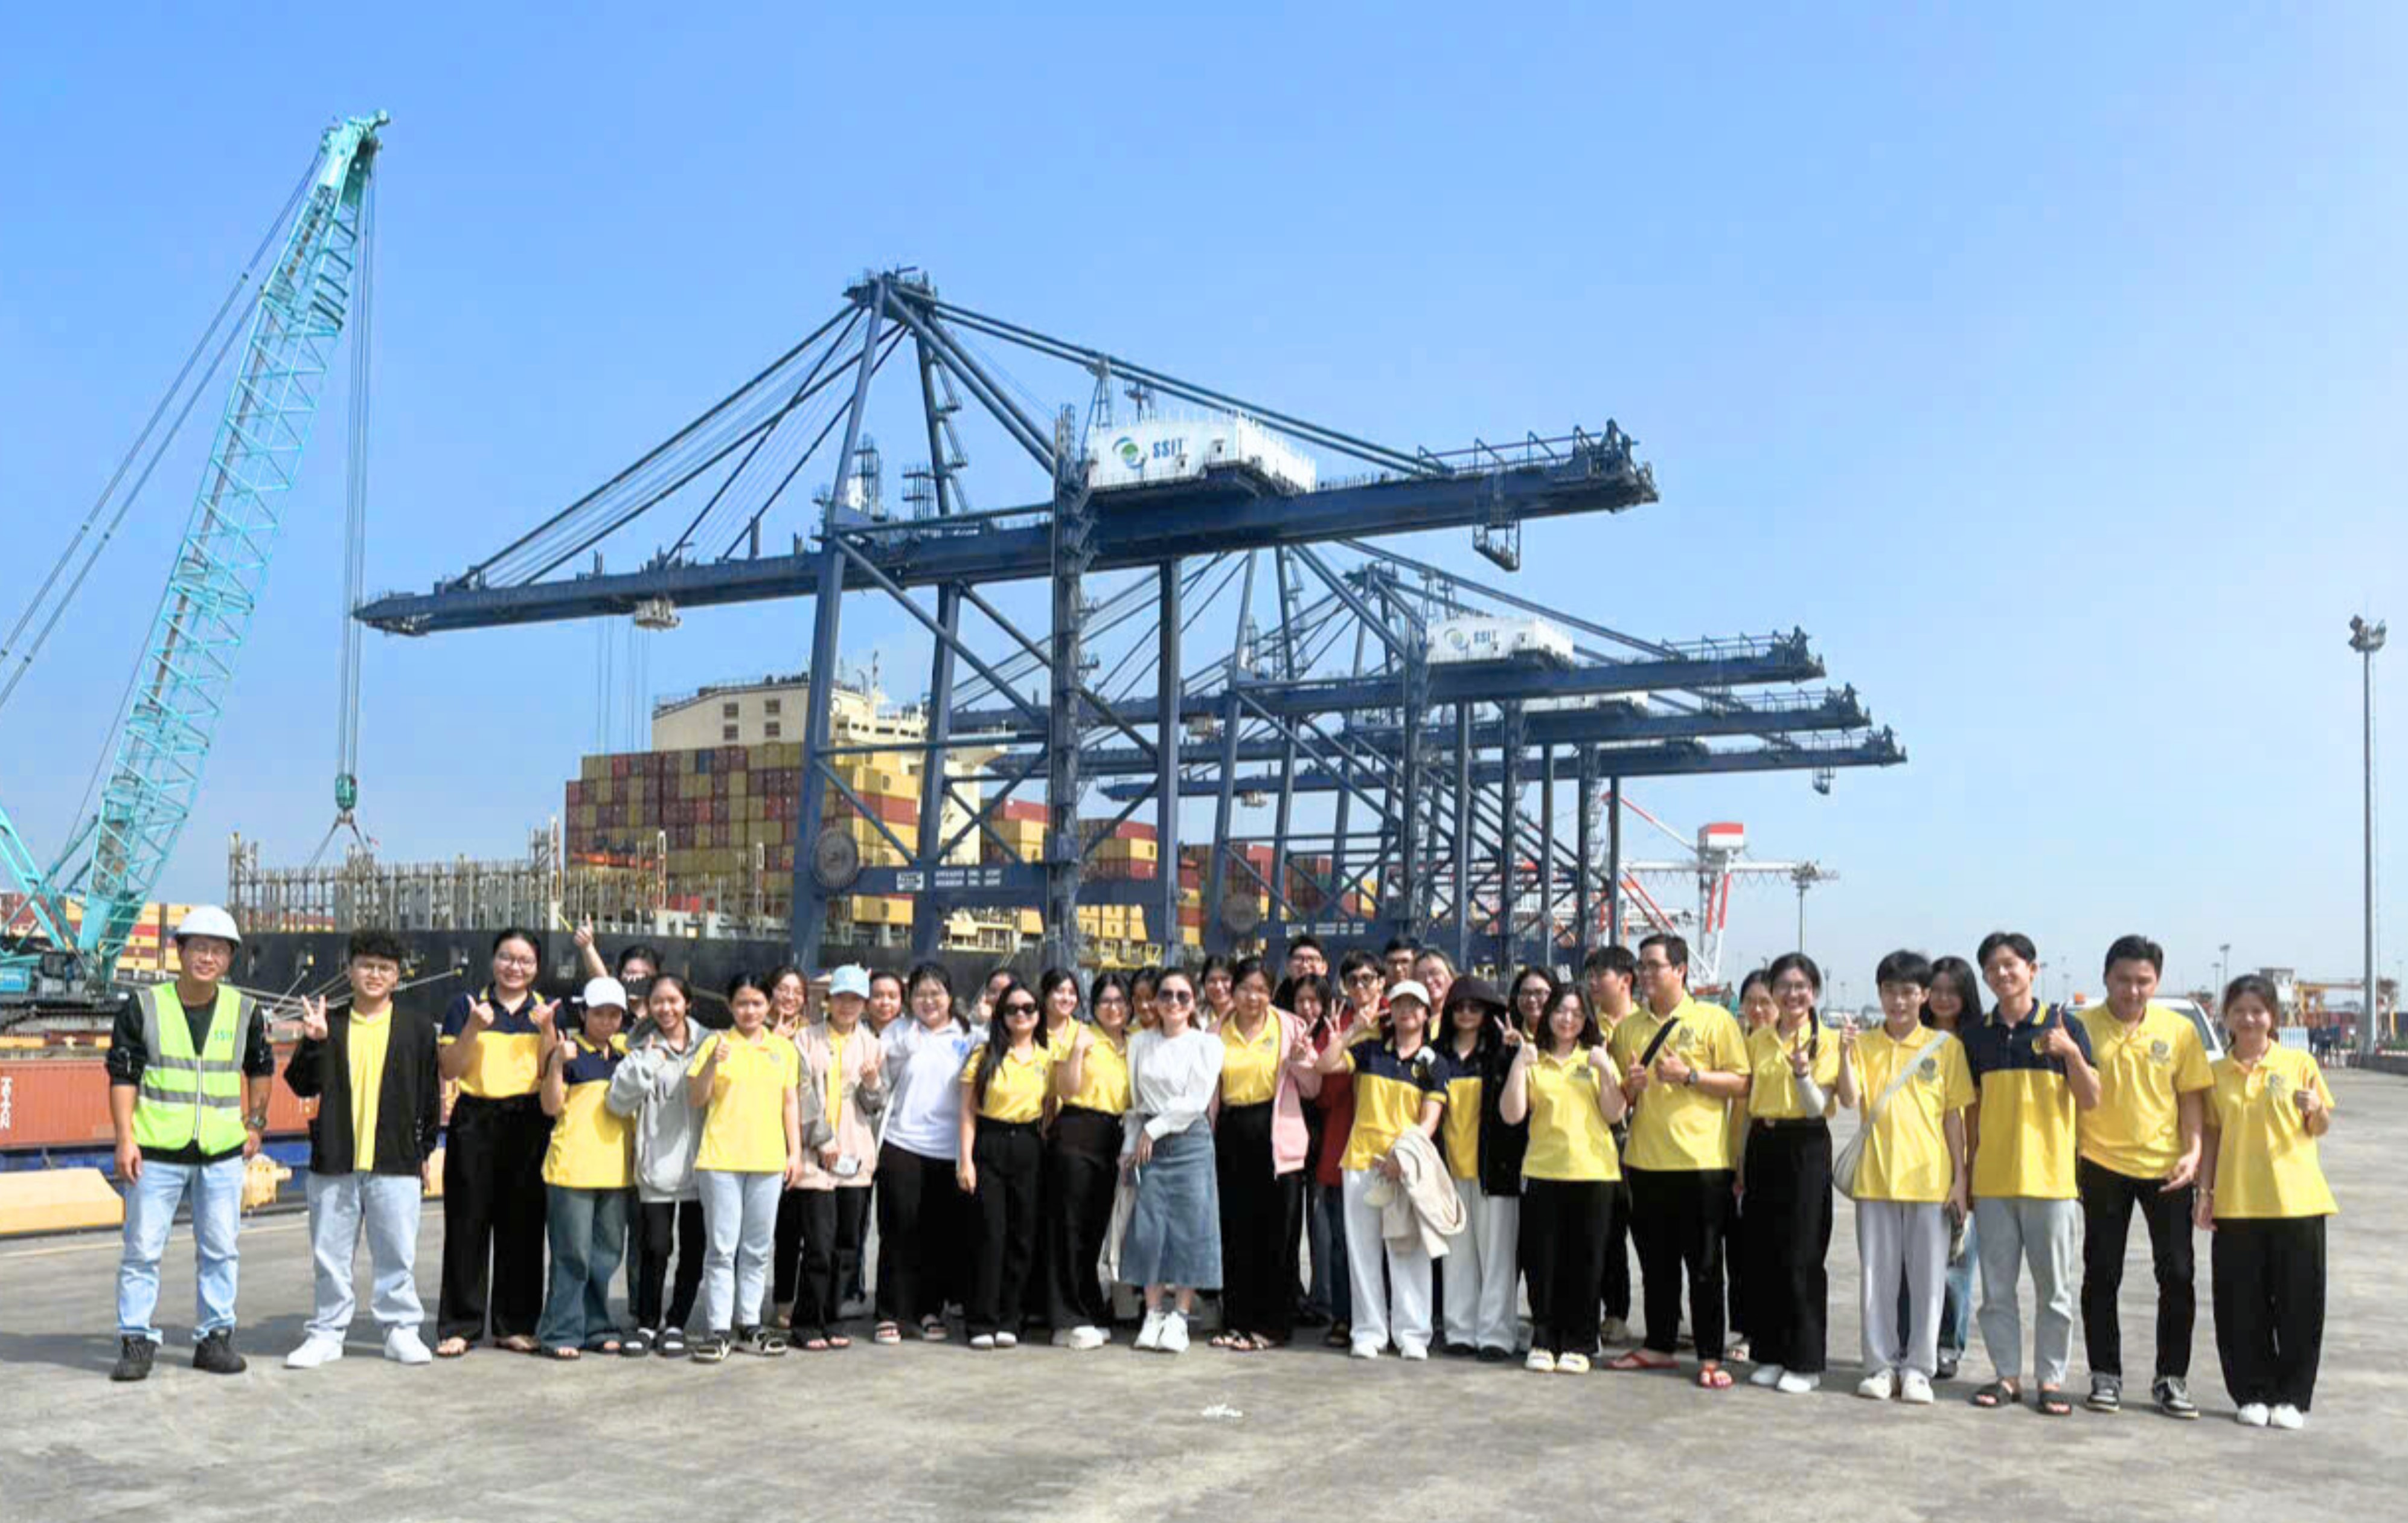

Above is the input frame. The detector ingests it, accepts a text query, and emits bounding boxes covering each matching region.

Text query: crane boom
[0,111,386,999]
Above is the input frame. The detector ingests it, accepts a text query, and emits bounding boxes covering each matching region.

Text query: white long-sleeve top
[879,1016,978,1161]
[1122,1027,1225,1159]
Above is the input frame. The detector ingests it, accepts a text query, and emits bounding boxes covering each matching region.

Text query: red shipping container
[0,1054,313,1150]
[720,746,745,770]
[1115,821,1158,842]
[1001,798,1047,824]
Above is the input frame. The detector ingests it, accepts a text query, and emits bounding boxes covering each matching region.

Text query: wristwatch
[245,1110,269,1130]
[1683,1068,1699,1088]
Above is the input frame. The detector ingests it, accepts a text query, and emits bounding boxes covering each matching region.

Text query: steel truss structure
[359,269,1902,972]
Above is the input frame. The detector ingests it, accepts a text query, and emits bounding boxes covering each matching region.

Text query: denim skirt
[1118,1123,1222,1290]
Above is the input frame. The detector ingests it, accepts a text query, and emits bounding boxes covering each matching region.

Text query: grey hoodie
[606,1022,707,1204]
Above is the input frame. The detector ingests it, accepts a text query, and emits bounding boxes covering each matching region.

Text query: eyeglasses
[1346,971,1382,985]
[1158,989,1196,1005]
[1002,1002,1038,1016]
[495,954,539,969]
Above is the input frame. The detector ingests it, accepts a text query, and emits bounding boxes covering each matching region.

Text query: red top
[1308,1000,1379,1187]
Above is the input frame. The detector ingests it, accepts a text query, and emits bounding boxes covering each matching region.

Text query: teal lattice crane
[0,111,386,1001]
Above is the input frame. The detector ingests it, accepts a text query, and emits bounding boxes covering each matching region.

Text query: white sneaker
[284,1334,345,1370]
[969,1333,997,1350]
[993,1331,1018,1349]
[1134,1310,1167,1351]
[1555,1351,1590,1374]
[2269,1404,2305,1431]
[1158,1312,1189,1354]
[1525,1349,1557,1373]
[1350,1339,1383,1360]
[382,1327,432,1366]
[1898,1370,1935,1405]
[1750,1362,1787,1388]
[1051,1325,1109,1350]
[2236,1403,2270,1428]
[1856,1369,1896,1401]
[1776,1371,1820,1394]
[1397,1341,1428,1361]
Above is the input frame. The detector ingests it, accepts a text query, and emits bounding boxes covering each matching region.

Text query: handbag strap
[1865,1033,1950,1129]
[1638,1019,1682,1066]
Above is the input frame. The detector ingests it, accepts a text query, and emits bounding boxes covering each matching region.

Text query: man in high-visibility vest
[107,905,275,1382]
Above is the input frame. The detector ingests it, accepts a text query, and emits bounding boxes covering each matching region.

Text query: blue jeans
[306,1171,426,1338]
[117,1154,245,1342]
[699,1170,781,1334]
[1942,1211,1979,1357]
[537,1185,629,1350]
[1310,1178,1352,1323]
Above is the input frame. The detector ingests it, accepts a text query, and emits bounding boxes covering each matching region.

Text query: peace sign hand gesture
[298,994,330,1043]
[1495,1014,1524,1050]
[464,996,497,1034]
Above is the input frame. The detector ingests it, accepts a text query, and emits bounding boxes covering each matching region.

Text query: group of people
[106,910,2338,1431]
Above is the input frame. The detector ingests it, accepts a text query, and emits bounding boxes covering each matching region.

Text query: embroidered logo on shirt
[2149,1039,2172,1063]
[1916,1057,1940,1083]
[2264,1072,2288,1103]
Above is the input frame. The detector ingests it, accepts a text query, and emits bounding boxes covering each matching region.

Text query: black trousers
[2078,1157,2196,1380]
[438,1093,551,1343]
[966,1119,1043,1336]
[1599,1171,1633,1322]
[1523,1178,1610,1356]
[1739,1121,1833,1373]
[874,1143,964,1327]
[1044,1107,1122,1330]
[1215,1101,1302,1341]
[1626,1164,1734,1360]
[794,1187,873,1336]
[2212,1216,2325,1411]
[630,1198,705,1331]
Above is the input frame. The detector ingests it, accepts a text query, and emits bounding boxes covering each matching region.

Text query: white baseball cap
[1386,979,1432,1009]
[829,965,871,999]
[581,976,630,1013]
[173,905,242,944]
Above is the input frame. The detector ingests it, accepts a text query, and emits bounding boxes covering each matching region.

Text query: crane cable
[0,162,317,715]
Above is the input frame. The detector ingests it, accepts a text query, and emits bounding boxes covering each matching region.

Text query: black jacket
[1472,1044,1529,1198]
[283,1004,443,1176]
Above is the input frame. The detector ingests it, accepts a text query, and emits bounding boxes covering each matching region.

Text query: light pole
[2217,941,2230,1001]
[2350,615,2385,1057]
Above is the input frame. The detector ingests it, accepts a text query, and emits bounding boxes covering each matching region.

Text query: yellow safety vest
[132,983,250,1156]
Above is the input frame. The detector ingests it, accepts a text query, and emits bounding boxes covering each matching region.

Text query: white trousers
[1441,1178,1520,1352]
[1342,1168,1433,1353]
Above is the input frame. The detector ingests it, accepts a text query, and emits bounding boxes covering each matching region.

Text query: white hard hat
[173,906,242,944]
[581,976,630,1014]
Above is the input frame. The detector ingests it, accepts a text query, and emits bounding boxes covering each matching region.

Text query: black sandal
[1971,1380,2021,1409]
[2035,1387,2073,1417]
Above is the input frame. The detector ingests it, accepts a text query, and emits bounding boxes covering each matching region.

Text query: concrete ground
[4,1074,2403,1523]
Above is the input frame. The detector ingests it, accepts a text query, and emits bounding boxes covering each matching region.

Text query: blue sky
[2,2,2402,1004]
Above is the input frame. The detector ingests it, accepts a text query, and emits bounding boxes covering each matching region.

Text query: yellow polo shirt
[1340,1039,1447,1172]
[1438,1047,1486,1180]
[961,1043,1053,1124]
[2077,1003,2212,1179]
[1745,1022,1842,1120]
[1962,1005,2093,1201]
[690,1028,801,1173]
[2208,1047,2336,1220]
[1522,1049,1620,1182]
[438,987,548,1100]
[543,1033,632,1188]
[1218,1016,1283,1107]
[346,1007,393,1173]
[1607,996,1747,1172]
[1848,1027,1975,1204]
[1059,1029,1130,1115]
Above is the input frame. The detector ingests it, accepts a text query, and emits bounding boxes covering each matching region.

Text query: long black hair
[1539,985,1604,1053]
[972,978,1044,1105]
[1926,955,1986,1030]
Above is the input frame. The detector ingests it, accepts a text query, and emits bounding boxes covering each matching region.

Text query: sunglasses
[1158,989,1197,1005]
[1002,1001,1039,1016]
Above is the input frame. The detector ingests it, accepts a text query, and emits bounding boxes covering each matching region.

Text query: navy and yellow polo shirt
[1962,1003,2094,1200]
[543,1033,631,1188]
[1340,1037,1447,1172]
[1436,1045,1487,1180]
[439,987,550,1099]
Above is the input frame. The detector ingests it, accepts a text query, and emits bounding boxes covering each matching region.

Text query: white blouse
[1124,1026,1225,1155]
[879,1017,977,1160]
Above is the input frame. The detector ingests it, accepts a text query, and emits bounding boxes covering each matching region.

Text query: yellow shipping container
[581,755,610,781]
[1019,909,1043,935]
